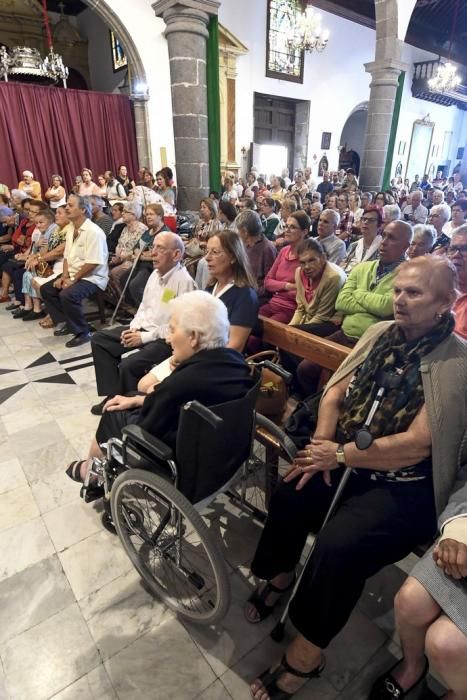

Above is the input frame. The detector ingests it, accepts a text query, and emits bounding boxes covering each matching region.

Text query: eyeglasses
[205,248,225,258]
[447,245,467,256]
[153,245,172,254]
[285,224,300,230]
[361,217,379,224]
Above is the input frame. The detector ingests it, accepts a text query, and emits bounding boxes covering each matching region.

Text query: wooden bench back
[259,316,351,370]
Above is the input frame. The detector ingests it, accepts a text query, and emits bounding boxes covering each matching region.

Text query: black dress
[96,347,254,449]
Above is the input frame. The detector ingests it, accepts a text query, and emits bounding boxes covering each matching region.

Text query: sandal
[369,656,429,699]
[66,460,86,482]
[253,653,325,700]
[39,314,54,328]
[245,575,296,623]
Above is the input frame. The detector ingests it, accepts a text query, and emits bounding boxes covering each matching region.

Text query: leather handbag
[246,350,288,417]
[36,260,54,278]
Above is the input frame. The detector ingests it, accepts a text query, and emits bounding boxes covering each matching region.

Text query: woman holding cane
[245,255,467,700]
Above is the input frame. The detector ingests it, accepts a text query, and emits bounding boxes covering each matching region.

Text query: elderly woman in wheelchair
[65,290,259,623]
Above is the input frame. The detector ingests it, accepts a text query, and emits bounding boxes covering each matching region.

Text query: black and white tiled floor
[0,307,444,699]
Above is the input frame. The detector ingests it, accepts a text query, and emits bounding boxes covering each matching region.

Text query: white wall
[218,0,374,174]
[91,0,175,173]
[77,9,125,94]
[389,43,466,180]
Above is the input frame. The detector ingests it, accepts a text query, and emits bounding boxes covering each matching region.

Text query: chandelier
[428,62,461,93]
[427,0,461,95]
[0,0,68,87]
[287,3,329,54]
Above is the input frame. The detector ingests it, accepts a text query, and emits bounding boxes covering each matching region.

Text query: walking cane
[270,366,402,642]
[270,465,352,642]
[108,246,145,327]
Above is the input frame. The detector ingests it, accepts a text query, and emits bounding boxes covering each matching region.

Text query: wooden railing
[259,316,351,370]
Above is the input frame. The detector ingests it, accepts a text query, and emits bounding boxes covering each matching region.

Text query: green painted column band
[382,71,405,190]
[207,16,221,193]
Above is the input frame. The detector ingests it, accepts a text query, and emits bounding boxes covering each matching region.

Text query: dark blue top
[206,284,259,328]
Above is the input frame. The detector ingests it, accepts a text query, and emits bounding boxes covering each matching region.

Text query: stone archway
[84,0,152,168]
[340,102,369,174]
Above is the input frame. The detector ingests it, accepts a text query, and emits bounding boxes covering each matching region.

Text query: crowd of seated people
[1,162,467,699]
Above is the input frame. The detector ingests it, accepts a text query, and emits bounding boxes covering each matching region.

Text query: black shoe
[13,308,30,319]
[90,396,112,416]
[22,310,45,321]
[6,302,21,311]
[369,657,429,699]
[54,323,71,336]
[65,333,91,348]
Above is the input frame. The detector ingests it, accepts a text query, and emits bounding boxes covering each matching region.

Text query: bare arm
[228,325,252,353]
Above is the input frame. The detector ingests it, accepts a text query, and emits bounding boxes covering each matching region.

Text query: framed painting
[321,132,331,150]
[110,31,127,72]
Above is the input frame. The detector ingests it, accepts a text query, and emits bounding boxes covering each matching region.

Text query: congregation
[1,160,467,700]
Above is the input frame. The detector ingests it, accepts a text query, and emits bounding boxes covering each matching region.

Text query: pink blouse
[264,245,300,311]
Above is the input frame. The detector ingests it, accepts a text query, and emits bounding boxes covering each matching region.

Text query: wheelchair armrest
[183,400,223,428]
[122,425,174,462]
[262,360,293,385]
[256,413,297,461]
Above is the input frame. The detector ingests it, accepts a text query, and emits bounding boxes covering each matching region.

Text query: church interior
[0,1,467,699]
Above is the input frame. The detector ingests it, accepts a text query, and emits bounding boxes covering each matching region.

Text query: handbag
[246,350,288,417]
[36,260,54,278]
[284,389,324,448]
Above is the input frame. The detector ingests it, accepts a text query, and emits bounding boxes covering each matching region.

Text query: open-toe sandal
[245,576,295,623]
[255,653,325,700]
[65,460,86,483]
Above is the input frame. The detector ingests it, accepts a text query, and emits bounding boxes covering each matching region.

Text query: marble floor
[0,305,446,700]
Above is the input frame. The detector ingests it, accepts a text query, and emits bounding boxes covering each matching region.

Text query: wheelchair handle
[183,400,223,429]
[261,360,293,385]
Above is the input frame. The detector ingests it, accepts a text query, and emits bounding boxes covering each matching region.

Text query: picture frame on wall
[321,132,331,150]
[110,31,127,72]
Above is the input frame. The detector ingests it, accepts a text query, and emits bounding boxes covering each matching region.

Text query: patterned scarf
[339,314,455,442]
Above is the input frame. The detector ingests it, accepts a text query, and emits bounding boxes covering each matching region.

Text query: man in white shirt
[41,195,109,348]
[402,189,428,224]
[90,231,195,413]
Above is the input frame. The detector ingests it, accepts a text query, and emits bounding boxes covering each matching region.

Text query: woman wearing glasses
[259,210,310,324]
[341,205,383,274]
[204,228,258,352]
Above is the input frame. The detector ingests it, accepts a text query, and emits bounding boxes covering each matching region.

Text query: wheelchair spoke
[111,470,230,624]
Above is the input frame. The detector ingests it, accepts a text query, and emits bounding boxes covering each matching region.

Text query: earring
[436,312,443,320]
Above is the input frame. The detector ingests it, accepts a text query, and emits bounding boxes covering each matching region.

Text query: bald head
[152,231,185,275]
[157,231,185,255]
[379,220,412,264]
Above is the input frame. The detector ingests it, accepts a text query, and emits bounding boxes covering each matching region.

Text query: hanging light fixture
[0,0,68,87]
[428,0,461,94]
[287,2,329,55]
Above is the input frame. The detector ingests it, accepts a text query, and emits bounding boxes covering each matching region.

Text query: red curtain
[0,82,139,195]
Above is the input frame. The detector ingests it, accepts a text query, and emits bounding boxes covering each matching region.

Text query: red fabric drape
[0,82,139,195]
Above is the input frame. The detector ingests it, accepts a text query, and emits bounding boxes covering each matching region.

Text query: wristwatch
[335,444,346,466]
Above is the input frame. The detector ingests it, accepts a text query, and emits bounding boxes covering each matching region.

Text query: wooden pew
[259,316,351,370]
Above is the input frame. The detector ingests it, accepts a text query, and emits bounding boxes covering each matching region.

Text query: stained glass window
[266,0,304,83]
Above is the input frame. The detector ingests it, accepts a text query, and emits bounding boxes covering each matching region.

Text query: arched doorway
[83,0,152,168]
[339,102,368,175]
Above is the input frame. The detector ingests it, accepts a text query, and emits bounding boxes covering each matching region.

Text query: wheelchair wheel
[111,469,231,625]
[232,440,271,518]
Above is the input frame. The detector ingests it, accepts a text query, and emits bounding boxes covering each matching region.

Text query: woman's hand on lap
[283,439,339,490]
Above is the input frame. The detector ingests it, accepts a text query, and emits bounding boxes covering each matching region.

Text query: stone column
[131,94,152,169]
[358,58,406,191]
[460,142,467,188]
[153,0,220,211]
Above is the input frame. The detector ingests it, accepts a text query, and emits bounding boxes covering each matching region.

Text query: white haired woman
[408,224,437,259]
[104,201,146,309]
[383,203,401,223]
[65,290,255,485]
[430,204,452,254]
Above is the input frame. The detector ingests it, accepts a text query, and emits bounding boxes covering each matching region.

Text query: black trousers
[41,278,99,335]
[91,325,172,396]
[2,260,25,305]
[251,468,437,648]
